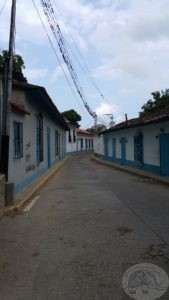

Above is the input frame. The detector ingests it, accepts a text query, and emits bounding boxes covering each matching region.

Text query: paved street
[0,154,169,300]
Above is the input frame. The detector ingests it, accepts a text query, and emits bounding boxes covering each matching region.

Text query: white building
[93,133,104,158]
[76,129,93,152]
[0,80,68,193]
[65,122,94,154]
[65,120,79,154]
[94,108,169,176]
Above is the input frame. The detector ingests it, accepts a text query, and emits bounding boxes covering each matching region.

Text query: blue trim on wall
[14,157,64,193]
[143,163,160,174]
[103,156,160,175]
[51,157,59,166]
[14,165,47,193]
[67,150,93,155]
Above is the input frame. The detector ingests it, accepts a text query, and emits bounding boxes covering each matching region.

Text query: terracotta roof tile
[76,128,93,136]
[101,106,169,134]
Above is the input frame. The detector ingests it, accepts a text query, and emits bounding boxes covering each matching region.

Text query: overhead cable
[0,0,7,17]
[40,0,97,126]
[31,0,91,120]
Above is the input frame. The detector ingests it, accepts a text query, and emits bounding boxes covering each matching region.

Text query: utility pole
[0,0,16,180]
[104,114,115,128]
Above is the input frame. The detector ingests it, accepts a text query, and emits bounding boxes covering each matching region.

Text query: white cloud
[2,0,169,124]
[24,68,48,81]
[96,101,124,124]
[51,64,69,82]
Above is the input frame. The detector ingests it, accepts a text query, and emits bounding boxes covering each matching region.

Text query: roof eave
[100,116,169,135]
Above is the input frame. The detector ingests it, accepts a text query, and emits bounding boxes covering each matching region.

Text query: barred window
[68,130,72,143]
[37,114,43,163]
[134,133,143,163]
[55,130,59,156]
[85,139,88,149]
[13,121,23,158]
[73,129,76,143]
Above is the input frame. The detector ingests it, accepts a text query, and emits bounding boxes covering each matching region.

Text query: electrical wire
[33,0,124,126]
[0,0,7,17]
[51,0,125,120]
[52,0,105,103]
[31,0,92,121]
[40,0,97,124]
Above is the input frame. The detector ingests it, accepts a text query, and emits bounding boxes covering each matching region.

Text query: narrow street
[0,154,169,300]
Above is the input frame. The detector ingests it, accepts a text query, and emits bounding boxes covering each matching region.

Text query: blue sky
[1,0,169,128]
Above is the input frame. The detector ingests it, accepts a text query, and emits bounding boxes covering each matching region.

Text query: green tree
[0,50,27,82]
[87,124,107,133]
[61,109,81,123]
[139,89,169,117]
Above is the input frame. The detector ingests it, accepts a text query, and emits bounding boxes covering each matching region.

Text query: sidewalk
[91,155,169,186]
[4,156,71,215]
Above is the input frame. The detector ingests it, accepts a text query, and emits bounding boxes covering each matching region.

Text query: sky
[1,0,169,128]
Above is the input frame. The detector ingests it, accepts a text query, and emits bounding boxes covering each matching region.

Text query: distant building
[76,128,93,152]
[0,80,68,193]
[94,107,169,176]
[93,133,104,158]
[65,121,94,154]
[65,119,79,154]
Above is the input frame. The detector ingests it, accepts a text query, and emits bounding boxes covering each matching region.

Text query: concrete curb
[4,156,71,216]
[91,156,169,186]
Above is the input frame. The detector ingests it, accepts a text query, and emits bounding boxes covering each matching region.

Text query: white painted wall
[93,134,104,155]
[97,121,169,167]
[66,124,77,153]
[76,133,93,151]
[8,89,66,189]
[143,122,169,166]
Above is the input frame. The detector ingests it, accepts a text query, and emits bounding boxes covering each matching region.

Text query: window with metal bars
[73,129,76,143]
[13,121,23,158]
[134,132,143,164]
[37,114,43,163]
[55,130,59,156]
[85,139,88,149]
[68,130,72,143]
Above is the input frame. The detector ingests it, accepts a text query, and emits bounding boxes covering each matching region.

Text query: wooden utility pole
[0,0,16,180]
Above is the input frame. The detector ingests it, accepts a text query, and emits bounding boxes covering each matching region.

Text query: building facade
[65,122,94,154]
[76,129,93,152]
[1,81,68,193]
[94,108,169,176]
[93,133,104,158]
[65,120,79,154]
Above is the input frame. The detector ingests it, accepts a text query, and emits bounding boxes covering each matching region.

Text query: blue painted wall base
[100,154,161,175]
[14,156,66,193]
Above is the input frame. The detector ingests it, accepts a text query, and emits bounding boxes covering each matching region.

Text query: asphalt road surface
[0,154,169,300]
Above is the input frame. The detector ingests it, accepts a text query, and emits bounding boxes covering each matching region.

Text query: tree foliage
[61,109,81,123]
[87,124,107,133]
[140,89,169,117]
[0,50,27,82]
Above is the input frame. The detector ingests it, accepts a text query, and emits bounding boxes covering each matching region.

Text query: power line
[31,0,92,121]
[40,0,97,127]
[33,0,124,125]
[0,0,7,16]
[51,0,125,120]
[52,0,105,103]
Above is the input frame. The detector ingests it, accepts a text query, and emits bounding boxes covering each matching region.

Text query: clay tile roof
[76,128,93,136]
[12,80,68,130]
[10,101,30,115]
[101,105,169,134]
